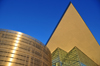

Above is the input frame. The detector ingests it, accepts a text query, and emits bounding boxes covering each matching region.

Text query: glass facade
[52,48,67,66]
[0,29,51,66]
[52,47,98,66]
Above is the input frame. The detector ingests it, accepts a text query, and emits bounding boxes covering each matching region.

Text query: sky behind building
[0,0,100,45]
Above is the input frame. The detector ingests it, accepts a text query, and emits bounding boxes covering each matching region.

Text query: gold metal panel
[0,29,51,66]
[46,3,100,65]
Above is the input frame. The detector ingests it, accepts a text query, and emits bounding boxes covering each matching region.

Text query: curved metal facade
[0,29,51,66]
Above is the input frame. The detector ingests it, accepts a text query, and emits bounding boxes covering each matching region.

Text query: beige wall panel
[46,3,100,65]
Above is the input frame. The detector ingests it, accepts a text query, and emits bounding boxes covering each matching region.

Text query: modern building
[52,47,67,66]
[0,29,51,66]
[52,47,98,66]
[0,2,100,66]
[46,2,100,66]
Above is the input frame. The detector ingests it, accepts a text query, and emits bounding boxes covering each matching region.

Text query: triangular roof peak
[46,2,100,65]
[46,2,75,45]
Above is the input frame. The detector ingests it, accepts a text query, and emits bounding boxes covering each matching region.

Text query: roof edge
[45,2,72,45]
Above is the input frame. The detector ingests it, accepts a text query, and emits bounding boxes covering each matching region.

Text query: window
[35,51,42,57]
[36,44,41,50]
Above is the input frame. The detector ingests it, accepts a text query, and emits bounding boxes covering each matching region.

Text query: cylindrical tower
[0,29,51,66]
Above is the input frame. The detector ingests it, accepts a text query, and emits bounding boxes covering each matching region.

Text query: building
[52,47,67,66]
[46,2,100,65]
[0,2,100,66]
[52,47,98,66]
[0,29,51,66]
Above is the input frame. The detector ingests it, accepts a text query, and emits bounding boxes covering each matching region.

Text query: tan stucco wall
[46,3,100,65]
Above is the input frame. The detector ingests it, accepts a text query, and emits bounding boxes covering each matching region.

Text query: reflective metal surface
[0,29,51,66]
[0,29,44,46]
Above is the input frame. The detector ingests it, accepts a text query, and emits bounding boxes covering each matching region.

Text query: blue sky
[0,0,100,45]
